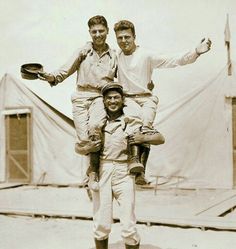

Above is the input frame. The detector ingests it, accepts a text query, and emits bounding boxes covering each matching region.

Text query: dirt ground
[0,214,235,249]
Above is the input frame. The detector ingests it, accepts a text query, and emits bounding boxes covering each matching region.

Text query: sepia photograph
[0,0,236,248]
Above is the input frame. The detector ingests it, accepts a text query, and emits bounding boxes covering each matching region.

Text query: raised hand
[196,38,212,55]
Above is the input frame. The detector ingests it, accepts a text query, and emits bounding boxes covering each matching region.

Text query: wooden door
[5,110,32,183]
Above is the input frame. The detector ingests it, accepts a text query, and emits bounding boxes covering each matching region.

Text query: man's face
[89,24,108,47]
[104,90,124,114]
[115,28,136,55]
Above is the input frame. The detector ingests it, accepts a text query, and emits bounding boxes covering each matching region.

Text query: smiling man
[114,20,212,184]
[38,15,117,191]
[92,82,164,249]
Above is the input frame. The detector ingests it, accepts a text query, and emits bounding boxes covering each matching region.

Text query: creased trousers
[92,161,140,245]
[71,90,142,144]
[125,95,159,128]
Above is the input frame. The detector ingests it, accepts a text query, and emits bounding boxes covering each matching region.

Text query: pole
[225,14,232,76]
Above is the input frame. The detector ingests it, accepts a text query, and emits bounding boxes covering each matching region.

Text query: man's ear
[107,27,109,34]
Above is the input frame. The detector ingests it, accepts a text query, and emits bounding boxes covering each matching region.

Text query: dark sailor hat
[21,63,43,80]
[101,83,124,96]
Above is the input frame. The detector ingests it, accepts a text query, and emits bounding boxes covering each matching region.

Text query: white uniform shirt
[52,44,117,89]
[117,46,199,94]
[101,115,141,161]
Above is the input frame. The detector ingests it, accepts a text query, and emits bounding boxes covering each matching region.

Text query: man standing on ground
[113,20,212,184]
[92,83,164,249]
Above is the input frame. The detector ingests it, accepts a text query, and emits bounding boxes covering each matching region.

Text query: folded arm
[128,130,165,145]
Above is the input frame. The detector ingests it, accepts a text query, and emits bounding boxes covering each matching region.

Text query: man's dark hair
[88,15,108,29]
[113,20,135,36]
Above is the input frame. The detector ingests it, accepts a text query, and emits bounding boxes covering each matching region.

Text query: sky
[1,0,236,117]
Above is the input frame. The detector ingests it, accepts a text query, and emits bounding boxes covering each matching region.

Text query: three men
[38,16,145,191]
[37,15,212,249]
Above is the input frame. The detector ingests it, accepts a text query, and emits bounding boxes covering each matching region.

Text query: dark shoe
[88,172,99,192]
[128,145,144,174]
[95,238,108,249]
[129,160,144,174]
[125,243,140,249]
[135,172,149,185]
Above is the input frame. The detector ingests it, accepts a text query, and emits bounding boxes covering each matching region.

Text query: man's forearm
[142,132,165,145]
[128,130,165,145]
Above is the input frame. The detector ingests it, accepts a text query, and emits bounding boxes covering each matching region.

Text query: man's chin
[108,108,119,112]
[122,48,132,55]
[94,40,105,46]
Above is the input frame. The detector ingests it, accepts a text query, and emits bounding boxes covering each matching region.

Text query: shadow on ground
[90,240,161,249]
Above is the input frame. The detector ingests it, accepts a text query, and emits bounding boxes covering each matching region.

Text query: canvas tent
[0,67,236,189]
[148,64,236,189]
[0,74,87,185]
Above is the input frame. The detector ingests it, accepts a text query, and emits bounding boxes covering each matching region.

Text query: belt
[77,85,101,93]
[125,92,152,97]
[101,159,128,163]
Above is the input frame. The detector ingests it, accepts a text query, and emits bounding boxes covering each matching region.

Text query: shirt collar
[106,114,128,131]
[90,43,114,59]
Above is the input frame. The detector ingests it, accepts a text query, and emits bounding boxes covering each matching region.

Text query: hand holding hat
[21,63,57,86]
[37,71,55,82]
[21,63,44,80]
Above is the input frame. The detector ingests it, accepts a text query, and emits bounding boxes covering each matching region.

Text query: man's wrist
[195,48,201,56]
[48,74,55,83]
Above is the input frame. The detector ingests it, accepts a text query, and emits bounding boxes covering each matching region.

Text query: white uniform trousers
[71,90,142,144]
[92,161,140,245]
[125,95,159,128]
[71,91,106,143]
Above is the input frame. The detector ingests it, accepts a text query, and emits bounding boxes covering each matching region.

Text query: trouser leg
[88,132,102,192]
[88,151,100,191]
[93,163,113,241]
[113,163,140,246]
[88,96,107,136]
[87,96,106,191]
[71,94,90,142]
[135,145,150,185]
[138,95,159,128]
[124,95,158,129]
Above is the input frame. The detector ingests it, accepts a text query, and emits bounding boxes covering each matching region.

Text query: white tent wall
[147,67,236,189]
[0,74,87,185]
[1,68,236,188]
